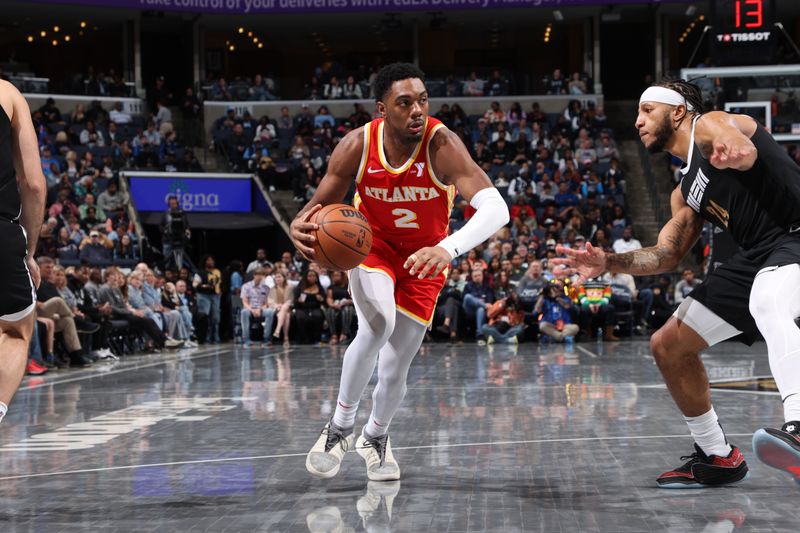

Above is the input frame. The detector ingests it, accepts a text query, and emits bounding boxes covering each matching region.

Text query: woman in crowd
[293,269,325,344]
[114,234,139,263]
[325,271,354,345]
[266,270,294,347]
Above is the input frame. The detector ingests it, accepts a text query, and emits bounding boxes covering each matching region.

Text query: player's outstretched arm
[289,127,363,259]
[606,205,703,275]
[6,81,46,288]
[404,128,509,279]
[695,111,758,171]
[552,188,703,278]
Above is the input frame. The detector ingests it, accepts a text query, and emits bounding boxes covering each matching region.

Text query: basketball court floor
[0,339,795,532]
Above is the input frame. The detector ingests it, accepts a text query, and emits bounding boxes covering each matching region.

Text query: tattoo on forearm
[607,247,672,274]
[607,217,688,275]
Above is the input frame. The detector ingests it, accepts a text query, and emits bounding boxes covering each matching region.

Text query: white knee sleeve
[334,269,396,413]
[749,264,800,403]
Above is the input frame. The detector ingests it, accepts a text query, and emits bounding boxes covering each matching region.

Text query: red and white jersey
[353,117,455,248]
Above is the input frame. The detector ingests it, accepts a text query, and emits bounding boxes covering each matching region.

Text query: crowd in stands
[25,69,694,379]
[202,67,593,101]
[208,89,701,348]
[225,243,700,349]
[24,90,206,376]
[32,92,205,263]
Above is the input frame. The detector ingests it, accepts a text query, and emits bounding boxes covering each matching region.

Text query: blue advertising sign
[128,176,252,212]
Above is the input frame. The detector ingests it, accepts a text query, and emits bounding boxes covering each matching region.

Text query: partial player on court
[290,63,509,481]
[554,79,800,487]
[0,80,47,424]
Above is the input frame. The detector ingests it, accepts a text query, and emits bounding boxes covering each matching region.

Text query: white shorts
[672,296,742,347]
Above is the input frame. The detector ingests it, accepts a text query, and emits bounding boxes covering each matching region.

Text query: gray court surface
[0,339,795,532]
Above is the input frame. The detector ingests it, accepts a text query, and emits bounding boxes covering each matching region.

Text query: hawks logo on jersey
[353,117,454,247]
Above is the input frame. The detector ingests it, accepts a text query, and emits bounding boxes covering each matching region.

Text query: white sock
[365,416,388,438]
[332,400,358,431]
[685,407,732,457]
[0,401,7,424]
[783,393,800,424]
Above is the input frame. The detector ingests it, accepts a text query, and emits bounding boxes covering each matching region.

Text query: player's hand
[709,135,757,171]
[26,256,41,289]
[290,204,322,260]
[404,246,452,280]
[550,242,607,282]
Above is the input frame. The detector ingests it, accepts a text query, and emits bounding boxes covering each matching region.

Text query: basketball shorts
[684,232,800,345]
[357,235,447,326]
[0,220,36,321]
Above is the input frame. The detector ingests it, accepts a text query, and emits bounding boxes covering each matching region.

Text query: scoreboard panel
[712,0,776,65]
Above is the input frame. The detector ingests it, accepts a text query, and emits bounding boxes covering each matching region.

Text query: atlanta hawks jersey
[353,117,455,248]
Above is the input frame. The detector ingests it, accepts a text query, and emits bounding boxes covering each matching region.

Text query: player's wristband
[437,187,509,259]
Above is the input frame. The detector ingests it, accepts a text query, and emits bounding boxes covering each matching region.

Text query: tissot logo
[716,31,771,43]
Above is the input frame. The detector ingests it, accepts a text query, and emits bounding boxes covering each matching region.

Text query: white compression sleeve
[437,187,509,259]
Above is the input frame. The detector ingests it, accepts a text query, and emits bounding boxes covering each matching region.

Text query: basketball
[312,204,373,271]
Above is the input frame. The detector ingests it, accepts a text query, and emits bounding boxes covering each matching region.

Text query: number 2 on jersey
[392,208,419,229]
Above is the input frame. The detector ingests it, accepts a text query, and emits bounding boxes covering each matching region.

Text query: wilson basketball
[312,204,373,271]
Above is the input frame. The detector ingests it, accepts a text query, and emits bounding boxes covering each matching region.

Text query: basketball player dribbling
[0,81,47,424]
[554,80,800,487]
[290,63,509,481]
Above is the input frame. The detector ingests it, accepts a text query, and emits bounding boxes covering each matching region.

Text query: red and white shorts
[357,236,446,326]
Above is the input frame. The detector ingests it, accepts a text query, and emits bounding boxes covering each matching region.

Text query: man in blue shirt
[462,268,494,345]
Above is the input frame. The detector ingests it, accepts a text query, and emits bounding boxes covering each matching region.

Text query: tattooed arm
[553,188,703,279]
[607,188,703,275]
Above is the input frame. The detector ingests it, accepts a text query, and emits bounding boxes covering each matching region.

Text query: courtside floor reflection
[0,340,794,532]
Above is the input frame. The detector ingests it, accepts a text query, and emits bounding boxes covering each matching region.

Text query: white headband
[639,86,694,111]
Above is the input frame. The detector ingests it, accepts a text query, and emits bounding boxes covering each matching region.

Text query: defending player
[554,80,800,487]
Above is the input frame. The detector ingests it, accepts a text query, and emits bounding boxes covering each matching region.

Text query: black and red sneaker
[656,444,748,489]
[753,421,800,484]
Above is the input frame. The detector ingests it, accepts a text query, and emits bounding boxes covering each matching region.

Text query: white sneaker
[356,430,400,481]
[164,338,185,349]
[306,421,355,479]
[486,336,495,345]
[183,340,198,348]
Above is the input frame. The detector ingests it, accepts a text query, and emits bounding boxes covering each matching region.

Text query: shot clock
[712,0,776,65]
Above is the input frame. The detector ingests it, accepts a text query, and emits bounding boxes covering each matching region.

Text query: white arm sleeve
[437,187,509,259]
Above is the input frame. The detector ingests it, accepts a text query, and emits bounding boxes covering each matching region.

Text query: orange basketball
[312,204,373,271]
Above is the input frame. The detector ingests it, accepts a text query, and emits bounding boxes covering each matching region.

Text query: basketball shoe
[305,420,354,479]
[752,421,800,484]
[356,430,400,481]
[656,444,748,488]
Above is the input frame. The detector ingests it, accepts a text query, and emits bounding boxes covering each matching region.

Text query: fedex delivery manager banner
[29,0,687,15]
[129,176,252,212]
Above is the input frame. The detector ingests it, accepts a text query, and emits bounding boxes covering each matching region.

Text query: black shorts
[0,220,35,321]
[689,232,800,345]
